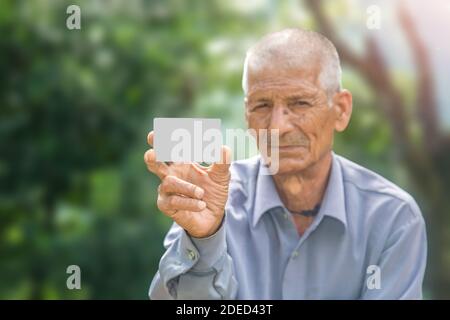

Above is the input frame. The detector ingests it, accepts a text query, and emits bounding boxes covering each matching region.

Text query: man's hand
[144,131,231,238]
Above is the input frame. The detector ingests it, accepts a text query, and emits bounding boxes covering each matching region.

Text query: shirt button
[291,250,299,259]
[186,249,197,261]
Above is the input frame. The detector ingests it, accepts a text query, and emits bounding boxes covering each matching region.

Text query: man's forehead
[246,66,322,98]
[247,80,320,99]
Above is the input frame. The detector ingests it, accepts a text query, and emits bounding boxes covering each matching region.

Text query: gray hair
[242,28,342,99]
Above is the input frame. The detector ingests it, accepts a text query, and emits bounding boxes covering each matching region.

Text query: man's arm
[149,220,238,299]
[361,203,427,299]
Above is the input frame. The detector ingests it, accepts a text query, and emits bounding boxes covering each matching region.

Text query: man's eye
[292,100,310,107]
[254,103,269,110]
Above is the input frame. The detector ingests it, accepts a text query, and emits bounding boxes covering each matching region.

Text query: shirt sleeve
[361,202,427,300]
[148,216,238,300]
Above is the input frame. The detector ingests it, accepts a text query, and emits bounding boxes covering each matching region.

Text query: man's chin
[273,156,311,175]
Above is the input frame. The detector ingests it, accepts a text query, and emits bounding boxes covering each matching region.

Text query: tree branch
[304,0,411,151]
[398,2,441,153]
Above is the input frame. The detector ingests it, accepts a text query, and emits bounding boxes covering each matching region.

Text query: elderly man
[144,28,427,299]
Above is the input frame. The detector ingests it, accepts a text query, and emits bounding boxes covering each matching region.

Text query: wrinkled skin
[245,56,352,235]
[245,60,350,175]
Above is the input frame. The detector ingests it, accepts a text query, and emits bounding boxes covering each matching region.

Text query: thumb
[209,145,232,177]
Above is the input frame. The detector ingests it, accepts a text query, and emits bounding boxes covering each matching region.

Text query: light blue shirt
[149,152,427,299]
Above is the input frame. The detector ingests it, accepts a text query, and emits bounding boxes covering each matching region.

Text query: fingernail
[195,188,204,199]
[198,201,206,210]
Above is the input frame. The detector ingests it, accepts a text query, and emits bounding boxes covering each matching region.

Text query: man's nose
[268,105,294,135]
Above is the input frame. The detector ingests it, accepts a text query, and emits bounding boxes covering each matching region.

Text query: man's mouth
[279,143,308,147]
[278,144,308,150]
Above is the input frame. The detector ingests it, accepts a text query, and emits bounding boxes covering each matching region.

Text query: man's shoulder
[336,154,423,221]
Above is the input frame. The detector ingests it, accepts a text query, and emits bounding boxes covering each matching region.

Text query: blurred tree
[0,0,209,298]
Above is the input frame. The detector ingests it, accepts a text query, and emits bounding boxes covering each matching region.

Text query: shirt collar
[252,152,347,229]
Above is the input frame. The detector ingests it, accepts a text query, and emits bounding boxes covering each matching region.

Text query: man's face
[245,59,340,175]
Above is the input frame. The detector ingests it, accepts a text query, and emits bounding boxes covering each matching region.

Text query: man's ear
[332,89,352,132]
